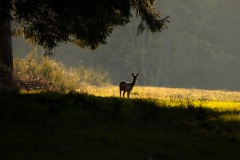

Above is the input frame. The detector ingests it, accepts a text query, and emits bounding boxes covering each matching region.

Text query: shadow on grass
[0,92,240,160]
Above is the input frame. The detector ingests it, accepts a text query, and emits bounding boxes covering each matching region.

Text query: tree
[0,0,169,85]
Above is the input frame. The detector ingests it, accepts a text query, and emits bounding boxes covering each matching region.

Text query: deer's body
[119,73,138,98]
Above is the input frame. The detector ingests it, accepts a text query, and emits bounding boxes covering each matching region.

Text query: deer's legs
[123,91,126,97]
[127,92,130,98]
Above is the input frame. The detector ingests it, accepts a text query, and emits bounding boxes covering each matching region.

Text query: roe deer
[119,73,139,98]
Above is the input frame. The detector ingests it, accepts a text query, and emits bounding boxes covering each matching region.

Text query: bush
[14,49,111,92]
[77,65,111,86]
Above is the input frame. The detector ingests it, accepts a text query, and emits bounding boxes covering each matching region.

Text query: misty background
[12,0,240,91]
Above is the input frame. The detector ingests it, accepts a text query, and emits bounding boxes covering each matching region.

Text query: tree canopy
[0,0,169,84]
[12,0,169,50]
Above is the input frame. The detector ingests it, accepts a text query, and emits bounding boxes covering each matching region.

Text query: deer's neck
[131,79,136,86]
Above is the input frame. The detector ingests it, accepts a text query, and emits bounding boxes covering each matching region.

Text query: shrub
[14,49,111,92]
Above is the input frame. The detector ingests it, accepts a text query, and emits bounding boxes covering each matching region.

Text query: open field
[82,86,240,101]
[80,86,240,111]
[2,86,240,160]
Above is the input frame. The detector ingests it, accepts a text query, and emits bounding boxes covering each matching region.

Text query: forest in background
[12,0,240,91]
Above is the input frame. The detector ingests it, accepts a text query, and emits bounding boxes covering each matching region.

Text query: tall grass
[13,49,111,92]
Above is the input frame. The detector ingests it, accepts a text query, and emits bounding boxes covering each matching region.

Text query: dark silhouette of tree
[0,0,169,85]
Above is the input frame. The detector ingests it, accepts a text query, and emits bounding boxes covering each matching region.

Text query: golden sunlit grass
[81,85,240,112]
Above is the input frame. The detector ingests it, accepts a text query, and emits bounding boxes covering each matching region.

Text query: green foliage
[13,49,111,92]
[10,0,168,50]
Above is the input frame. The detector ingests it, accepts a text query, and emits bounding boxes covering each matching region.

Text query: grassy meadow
[81,85,240,111]
[1,53,240,159]
[1,86,240,160]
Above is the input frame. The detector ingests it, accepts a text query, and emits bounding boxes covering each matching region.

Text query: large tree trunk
[0,2,13,85]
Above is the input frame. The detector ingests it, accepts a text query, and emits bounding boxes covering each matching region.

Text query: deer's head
[131,73,139,82]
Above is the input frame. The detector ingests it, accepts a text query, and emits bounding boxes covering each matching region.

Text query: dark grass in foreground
[1,92,240,160]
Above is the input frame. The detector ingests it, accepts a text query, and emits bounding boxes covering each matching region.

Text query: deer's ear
[132,73,134,76]
[136,73,139,76]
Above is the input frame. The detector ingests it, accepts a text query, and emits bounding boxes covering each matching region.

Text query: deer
[119,73,139,98]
